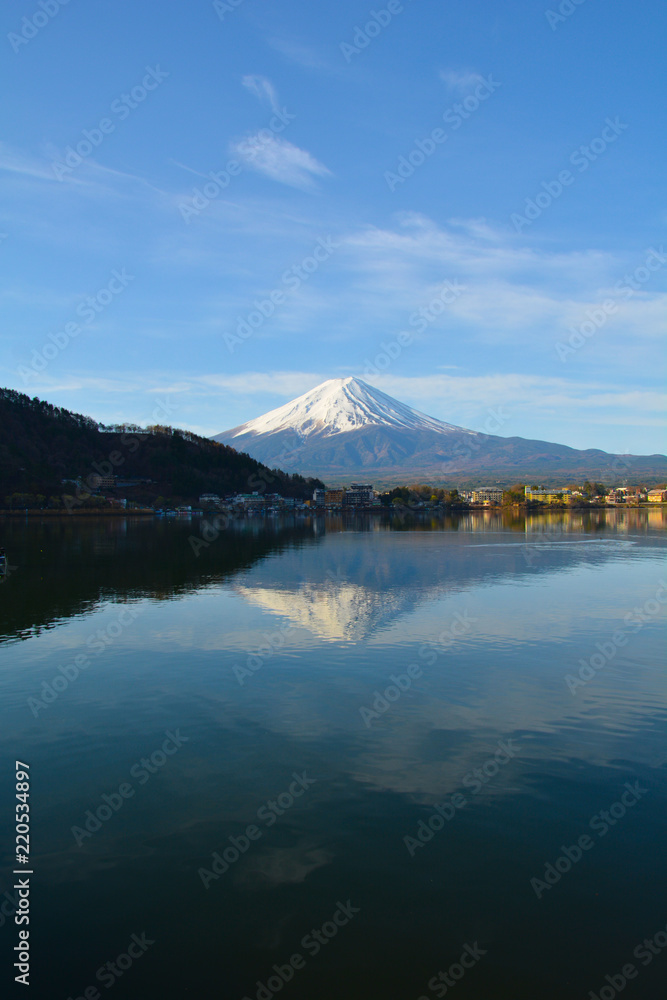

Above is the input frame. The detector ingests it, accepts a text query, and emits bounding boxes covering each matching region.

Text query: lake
[1,509,666,999]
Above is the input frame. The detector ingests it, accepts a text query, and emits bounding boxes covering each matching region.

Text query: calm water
[1,510,666,1000]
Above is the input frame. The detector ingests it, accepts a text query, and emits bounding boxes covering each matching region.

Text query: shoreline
[0,503,664,518]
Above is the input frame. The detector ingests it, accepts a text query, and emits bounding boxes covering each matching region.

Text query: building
[232,493,266,509]
[87,474,117,490]
[199,494,221,506]
[343,483,376,507]
[648,489,667,503]
[471,488,503,503]
[608,488,646,504]
[524,487,572,503]
[324,489,345,507]
[312,488,325,506]
[606,487,647,503]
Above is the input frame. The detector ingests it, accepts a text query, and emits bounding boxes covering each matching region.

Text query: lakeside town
[3,479,666,516]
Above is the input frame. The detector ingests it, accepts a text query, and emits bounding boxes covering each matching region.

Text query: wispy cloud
[0,142,75,184]
[439,69,487,92]
[268,37,326,69]
[242,74,280,113]
[231,134,332,190]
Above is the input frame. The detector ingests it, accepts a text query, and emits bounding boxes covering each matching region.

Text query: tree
[503,484,525,505]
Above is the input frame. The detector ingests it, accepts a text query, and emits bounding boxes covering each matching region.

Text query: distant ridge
[214,377,667,485]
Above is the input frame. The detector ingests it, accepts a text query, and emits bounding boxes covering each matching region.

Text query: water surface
[1,510,665,999]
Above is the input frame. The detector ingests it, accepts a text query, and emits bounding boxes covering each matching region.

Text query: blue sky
[2,0,665,454]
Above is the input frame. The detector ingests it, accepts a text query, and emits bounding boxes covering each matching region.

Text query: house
[648,489,667,503]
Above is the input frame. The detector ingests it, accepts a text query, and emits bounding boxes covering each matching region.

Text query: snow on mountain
[213,376,667,482]
[223,377,475,440]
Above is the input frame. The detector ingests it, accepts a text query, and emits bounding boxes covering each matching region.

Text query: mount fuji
[213,377,667,485]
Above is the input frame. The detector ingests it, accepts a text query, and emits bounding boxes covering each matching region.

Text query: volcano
[213,377,667,485]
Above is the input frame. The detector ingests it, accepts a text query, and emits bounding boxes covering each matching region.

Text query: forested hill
[0,388,324,503]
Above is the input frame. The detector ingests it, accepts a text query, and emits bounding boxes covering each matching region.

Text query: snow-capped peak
[224,377,474,439]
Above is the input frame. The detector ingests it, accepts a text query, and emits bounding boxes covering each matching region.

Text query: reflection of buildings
[647,506,666,529]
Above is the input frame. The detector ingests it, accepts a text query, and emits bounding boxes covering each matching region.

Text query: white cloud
[231,134,332,189]
[340,215,667,344]
[242,74,280,113]
[0,143,63,183]
[267,36,331,72]
[197,371,326,397]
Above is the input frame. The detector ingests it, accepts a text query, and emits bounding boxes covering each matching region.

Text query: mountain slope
[214,377,667,484]
[224,376,475,438]
[0,387,323,502]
